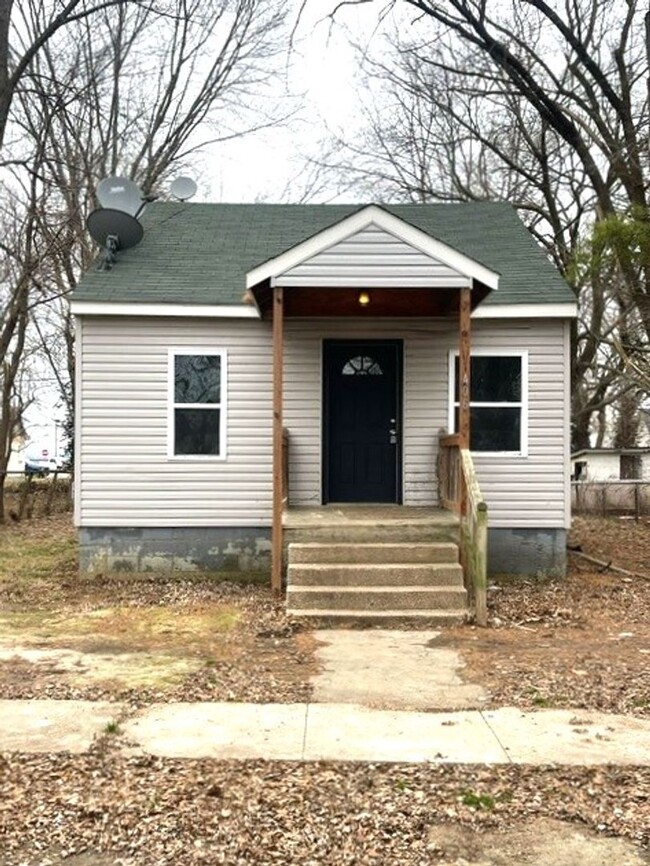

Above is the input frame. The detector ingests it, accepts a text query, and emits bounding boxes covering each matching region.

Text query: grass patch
[0,530,76,586]
[0,605,239,655]
[460,791,497,810]
[104,720,120,735]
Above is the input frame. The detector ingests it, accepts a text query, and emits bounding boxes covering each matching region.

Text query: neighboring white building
[571,448,650,482]
[6,433,27,474]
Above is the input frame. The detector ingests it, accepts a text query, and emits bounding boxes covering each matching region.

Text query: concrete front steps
[286,542,468,627]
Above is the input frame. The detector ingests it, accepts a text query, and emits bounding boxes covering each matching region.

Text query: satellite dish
[86,208,144,270]
[170,176,197,201]
[97,176,144,217]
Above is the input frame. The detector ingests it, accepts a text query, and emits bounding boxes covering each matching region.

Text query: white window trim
[167,348,228,461]
[447,348,529,457]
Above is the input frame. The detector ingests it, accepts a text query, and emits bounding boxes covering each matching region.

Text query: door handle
[389,428,397,444]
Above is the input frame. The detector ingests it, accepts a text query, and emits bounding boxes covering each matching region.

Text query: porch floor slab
[283,505,459,529]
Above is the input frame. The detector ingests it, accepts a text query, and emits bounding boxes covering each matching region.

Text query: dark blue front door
[323,340,402,503]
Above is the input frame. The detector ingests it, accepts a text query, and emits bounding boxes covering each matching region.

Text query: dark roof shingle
[73,201,574,306]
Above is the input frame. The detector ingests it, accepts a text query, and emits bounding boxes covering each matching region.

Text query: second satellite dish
[170,176,197,201]
[97,176,144,217]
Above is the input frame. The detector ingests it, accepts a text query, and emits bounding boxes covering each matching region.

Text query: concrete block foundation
[78,527,272,575]
[488,528,567,577]
[78,525,567,579]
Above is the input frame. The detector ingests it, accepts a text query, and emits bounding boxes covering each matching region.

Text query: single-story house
[71,202,576,622]
[571,447,650,481]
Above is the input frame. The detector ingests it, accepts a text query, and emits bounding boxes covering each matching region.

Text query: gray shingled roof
[73,201,574,306]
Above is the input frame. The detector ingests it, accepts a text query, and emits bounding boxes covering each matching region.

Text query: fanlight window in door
[342,355,383,376]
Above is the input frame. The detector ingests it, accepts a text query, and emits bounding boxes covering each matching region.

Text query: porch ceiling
[251,281,491,319]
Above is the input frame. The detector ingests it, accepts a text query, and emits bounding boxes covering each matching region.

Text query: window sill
[166,454,228,462]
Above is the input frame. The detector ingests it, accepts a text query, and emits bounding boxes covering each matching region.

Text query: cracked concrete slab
[121,702,308,760]
[0,699,121,753]
[311,629,487,710]
[4,700,650,766]
[484,707,650,765]
[303,704,507,763]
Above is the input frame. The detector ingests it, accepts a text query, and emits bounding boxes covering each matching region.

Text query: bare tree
[313,0,649,447]
[0,0,288,519]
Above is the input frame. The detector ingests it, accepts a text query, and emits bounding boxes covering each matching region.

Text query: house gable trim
[246,205,501,291]
[70,301,260,319]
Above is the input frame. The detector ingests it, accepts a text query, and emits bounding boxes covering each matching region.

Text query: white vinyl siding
[77,315,570,531]
[78,317,272,527]
[468,321,569,529]
[276,225,471,288]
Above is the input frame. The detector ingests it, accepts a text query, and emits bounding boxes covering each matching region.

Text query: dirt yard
[0,515,316,704]
[1,513,649,714]
[1,514,650,864]
[443,516,650,718]
[1,756,648,865]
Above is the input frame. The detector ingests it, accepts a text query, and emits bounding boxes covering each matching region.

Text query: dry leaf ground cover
[1,752,648,865]
[445,516,650,717]
[0,515,315,704]
[1,516,650,863]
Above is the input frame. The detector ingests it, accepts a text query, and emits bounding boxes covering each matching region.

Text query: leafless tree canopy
[0,0,287,520]
[313,0,650,448]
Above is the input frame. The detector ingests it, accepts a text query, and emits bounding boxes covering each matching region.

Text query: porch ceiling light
[358,291,370,307]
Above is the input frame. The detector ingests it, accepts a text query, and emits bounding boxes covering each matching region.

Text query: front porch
[245,205,496,625]
[283,505,460,534]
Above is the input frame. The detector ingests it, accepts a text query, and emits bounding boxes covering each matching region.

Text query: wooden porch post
[458,286,471,450]
[271,286,284,596]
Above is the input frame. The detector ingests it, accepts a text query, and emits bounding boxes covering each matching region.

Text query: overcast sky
[199,1,395,203]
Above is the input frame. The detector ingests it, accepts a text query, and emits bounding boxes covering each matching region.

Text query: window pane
[342,355,383,376]
[175,355,221,404]
[175,408,221,455]
[455,407,521,451]
[472,357,521,402]
[454,356,521,402]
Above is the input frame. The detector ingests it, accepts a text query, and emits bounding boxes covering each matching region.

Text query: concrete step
[286,608,468,628]
[288,562,464,587]
[284,523,458,546]
[288,542,459,565]
[286,585,467,612]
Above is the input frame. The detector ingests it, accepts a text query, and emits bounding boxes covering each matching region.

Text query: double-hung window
[169,350,226,458]
[449,351,527,455]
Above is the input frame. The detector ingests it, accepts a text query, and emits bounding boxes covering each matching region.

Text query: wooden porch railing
[282,427,290,505]
[438,432,488,626]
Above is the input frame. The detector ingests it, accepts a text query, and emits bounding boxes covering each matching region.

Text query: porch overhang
[245,204,499,319]
[248,282,492,318]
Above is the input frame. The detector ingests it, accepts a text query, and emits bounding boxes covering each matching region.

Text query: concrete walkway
[311,629,486,709]
[2,699,650,765]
